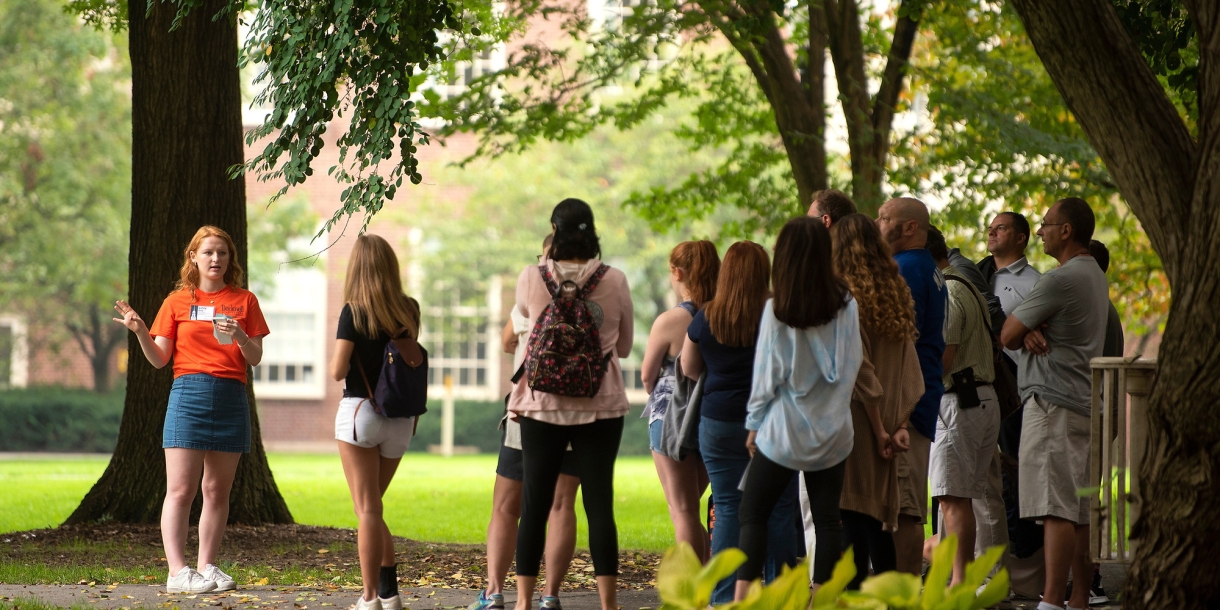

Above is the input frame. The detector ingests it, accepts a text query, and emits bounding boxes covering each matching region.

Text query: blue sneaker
[539,596,563,610]
[467,591,505,610]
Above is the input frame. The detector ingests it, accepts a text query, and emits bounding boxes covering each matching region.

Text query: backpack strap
[354,353,378,400]
[538,264,561,298]
[576,264,611,299]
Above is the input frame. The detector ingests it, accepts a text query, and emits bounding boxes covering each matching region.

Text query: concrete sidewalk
[0,585,661,610]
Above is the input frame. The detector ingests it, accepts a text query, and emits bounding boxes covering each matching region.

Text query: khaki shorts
[897,429,932,522]
[1018,394,1090,524]
[930,385,1001,499]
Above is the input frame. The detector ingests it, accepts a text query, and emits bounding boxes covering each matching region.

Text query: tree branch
[871,2,919,159]
[1009,0,1195,281]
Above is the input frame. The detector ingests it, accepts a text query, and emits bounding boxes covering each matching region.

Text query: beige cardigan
[839,322,926,531]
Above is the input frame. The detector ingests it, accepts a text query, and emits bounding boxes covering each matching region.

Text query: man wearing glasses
[979,212,1042,348]
[1001,198,1109,610]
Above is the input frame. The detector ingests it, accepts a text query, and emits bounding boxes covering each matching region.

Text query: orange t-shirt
[149,286,271,384]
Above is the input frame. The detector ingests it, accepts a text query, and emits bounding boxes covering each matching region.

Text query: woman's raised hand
[112,300,147,333]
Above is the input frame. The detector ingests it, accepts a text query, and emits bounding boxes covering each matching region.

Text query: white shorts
[334,397,416,458]
[930,385,1001,499]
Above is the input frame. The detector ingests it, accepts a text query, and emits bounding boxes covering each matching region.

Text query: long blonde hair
[703,241,770,347]
[175,225,245,301]
[344,234,420,338]
[830,214,916,342]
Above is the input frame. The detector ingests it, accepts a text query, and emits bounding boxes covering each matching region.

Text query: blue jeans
[699,416,799,604]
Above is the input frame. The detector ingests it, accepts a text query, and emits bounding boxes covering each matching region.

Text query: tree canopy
[0,0,131,392]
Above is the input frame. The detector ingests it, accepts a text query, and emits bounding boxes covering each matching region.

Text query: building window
[251,268,327,400]
[421,42,506,103]
[418,274,505,401]
[0,315,29,389]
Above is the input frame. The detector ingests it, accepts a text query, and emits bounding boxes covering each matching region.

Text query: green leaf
[960,544,1006,592]
[694,547,746,605]
[922,535,957,610]
[859,571,922,608]
[970,569,1010,610]
[812,547,857,609]
[655,542,704,608]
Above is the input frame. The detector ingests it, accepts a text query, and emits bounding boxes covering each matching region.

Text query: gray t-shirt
[1011,256,1109,415]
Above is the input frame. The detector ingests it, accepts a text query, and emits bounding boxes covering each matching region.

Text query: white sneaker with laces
[201,564,236,592]
[166,566,216,594]
[378,594,402,610]
[353,596,382,610]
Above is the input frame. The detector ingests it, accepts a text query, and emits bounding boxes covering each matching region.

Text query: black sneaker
[1063,582,1109,607]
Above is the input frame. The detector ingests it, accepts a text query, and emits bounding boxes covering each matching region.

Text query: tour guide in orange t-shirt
[113,225,270,596]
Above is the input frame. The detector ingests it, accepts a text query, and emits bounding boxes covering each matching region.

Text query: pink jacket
[507,259,633,418]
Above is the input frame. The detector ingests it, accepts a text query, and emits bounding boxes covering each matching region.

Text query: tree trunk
[1008,0,1220,606]
[822,0,918,215]
[67,0,292,525]
[69,305,123,394]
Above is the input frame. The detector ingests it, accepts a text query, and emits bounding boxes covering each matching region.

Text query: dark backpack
[523,263,612,398]
[357,327,429,418]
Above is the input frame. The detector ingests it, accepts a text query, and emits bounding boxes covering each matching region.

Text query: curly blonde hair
[830,214,917,342]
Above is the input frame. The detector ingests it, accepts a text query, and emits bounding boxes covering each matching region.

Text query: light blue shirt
[992,257,1042,361]
[992,257,1041,316]
[745,298,862,473]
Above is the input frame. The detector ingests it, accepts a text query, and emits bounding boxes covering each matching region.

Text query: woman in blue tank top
[641,240,719,561]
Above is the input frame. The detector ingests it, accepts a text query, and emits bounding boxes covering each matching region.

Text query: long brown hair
[175,225,245,300]
[830,214,916,342]
[773,217,849,328]
[704,241,770,347]
[669,240,720,309]
[344,234,421,339]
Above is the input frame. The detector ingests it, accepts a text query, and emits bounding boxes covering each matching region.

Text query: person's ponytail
[548,198,601,261]
[670,240,720,309]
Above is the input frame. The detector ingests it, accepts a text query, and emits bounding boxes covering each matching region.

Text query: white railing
[1089,356,1156,563]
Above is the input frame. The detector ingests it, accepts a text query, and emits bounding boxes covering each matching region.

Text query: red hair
[703,241,770,347]
[175,226,245,300]
[669,240,720,309]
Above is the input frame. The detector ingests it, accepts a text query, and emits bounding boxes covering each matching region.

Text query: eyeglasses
[1040,222,1065,228]
[536,254,544,262]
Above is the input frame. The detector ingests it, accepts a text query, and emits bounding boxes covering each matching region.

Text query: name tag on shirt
[189,305,216,321]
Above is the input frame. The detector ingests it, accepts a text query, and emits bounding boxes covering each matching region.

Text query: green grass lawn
[0,453,679,553]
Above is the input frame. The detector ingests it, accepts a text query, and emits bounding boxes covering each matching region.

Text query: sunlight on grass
[0,453,677,553]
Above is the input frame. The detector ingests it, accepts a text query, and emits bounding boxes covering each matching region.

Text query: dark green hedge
[408,399,652,456]
[0,387,125,453]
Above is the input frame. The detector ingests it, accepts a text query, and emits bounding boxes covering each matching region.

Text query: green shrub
[655,536,1009,610]
[408,399,652,456]
[0,387,125,452]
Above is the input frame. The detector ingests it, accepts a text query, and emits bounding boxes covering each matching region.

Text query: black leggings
[516,416,623,577]
[841,510,896,590]
[737,451,846,584]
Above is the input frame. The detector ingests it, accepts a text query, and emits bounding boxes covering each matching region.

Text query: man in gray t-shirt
[1000,198,1108,610]
[1008,256,1108,416]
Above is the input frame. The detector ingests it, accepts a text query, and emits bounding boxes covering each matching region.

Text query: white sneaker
[201,564,237,591]
[167,566,216,594]
[353,596,382,610]
[378,594,402,610]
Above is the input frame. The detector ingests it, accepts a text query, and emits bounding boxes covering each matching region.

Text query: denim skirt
[164,373,251,453]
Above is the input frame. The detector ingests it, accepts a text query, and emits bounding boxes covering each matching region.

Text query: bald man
[877,197,947,575]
